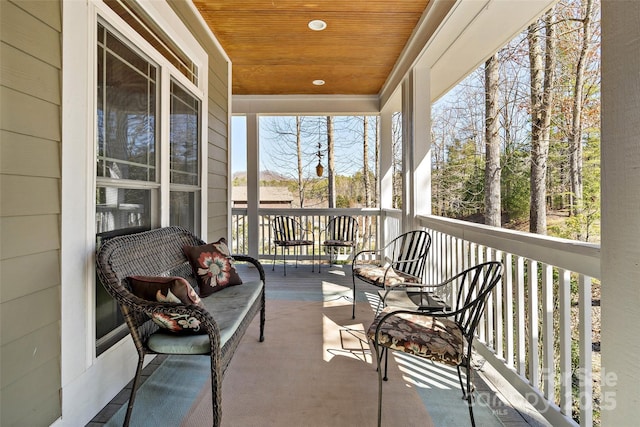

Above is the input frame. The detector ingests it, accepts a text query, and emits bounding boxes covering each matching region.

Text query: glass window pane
[170,80,199,186]
[106,30,150,75]
[170,191,198,233]
[97,26,157,182]
[96,187,152,233]
[95,186,153,352]
[95,275,124,345]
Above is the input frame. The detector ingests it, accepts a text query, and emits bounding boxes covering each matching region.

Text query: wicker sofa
[95,226,265,427]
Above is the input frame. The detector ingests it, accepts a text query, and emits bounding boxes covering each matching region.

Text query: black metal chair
[351,230,431,319]
[368,261,503,427]
[271,215,315,276]
[320,215,358,272]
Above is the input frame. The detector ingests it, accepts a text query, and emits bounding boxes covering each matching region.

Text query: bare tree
[295,116,305,206]
[484,53,501,227]
[363,116,372,208]
[327,116,336,208]
[260,116,318,207]
[528,8,557,234]
[391,112,403,209]
[374,116,380,206]
[567,0,595,216]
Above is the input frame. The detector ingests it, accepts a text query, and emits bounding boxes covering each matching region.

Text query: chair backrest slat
[273,215,301,241]
[389,230,431,278]
[326,215,358,241]
[450,261,502,339]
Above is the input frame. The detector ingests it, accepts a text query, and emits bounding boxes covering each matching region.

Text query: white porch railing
[419,214,600,427]
[231,207,600,427]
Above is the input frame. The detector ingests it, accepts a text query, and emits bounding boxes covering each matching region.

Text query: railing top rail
[256,207,381,216]
[381,208,402,217]
[419,214,600,279]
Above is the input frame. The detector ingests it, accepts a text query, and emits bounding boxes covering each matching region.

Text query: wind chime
[315,133,324,177]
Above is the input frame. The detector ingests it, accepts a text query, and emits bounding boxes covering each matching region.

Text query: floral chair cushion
[353,264,421,286]
[183,238,243,297]
[367,307,464,366]
[275,239,314,246]
[128,275,206,334]
[323,239,355,247]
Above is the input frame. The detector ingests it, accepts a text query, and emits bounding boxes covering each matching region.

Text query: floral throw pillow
[128,275,206,334]
[182,238,243,297]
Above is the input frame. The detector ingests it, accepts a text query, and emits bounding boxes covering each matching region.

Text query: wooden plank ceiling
[193,0,431,96]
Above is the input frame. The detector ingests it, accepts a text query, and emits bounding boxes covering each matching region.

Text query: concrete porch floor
[87,259,551,427]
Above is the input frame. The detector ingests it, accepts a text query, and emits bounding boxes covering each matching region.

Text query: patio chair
[351,230,431,319]
[271,215,315,276]
[320,215,359,272]
[368,261,503,427]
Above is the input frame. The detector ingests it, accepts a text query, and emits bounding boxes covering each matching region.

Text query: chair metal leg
[465,363,476,427]
[283,247,287,276]
[457,352,476,427]
[272,246,277,271]
[123,355,145,427]
[351,275,357,319]
[311,244,315,272]
[374,339,384,427]
[373,346,390,382]
[383,347,389,381]
[456,365,467,398]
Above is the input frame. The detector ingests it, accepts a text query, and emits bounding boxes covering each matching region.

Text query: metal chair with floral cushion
[351,230,431,319]
[271,215,315,276]
[368,261,502,427]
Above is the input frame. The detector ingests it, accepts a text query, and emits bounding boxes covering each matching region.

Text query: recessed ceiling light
[308,20,327,31]
[312,80,325,86]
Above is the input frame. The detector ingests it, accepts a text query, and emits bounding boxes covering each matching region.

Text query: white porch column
[379,110,394,211]
[601,1,640,424]
[246,113,260,259]
[401,67,432,232]
[379,107,394,246]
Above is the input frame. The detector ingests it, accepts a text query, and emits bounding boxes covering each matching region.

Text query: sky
[231,116,247,175]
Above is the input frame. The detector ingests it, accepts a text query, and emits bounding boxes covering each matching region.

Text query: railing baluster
[542,264,554,399]
[528,260,540,389]
[516,256,526,377]
[494,250,503,357]
[579,275,593,426]
[439,231,445,283]
[446,234,452,282]
[558,268,572,416]
[504,253,514,368]
[478,247,486,343]
[486,249,495,349]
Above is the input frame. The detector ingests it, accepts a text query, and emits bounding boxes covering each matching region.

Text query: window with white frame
[95,17,204,353]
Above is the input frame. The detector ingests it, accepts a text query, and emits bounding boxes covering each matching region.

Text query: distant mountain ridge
[233,170,288,181]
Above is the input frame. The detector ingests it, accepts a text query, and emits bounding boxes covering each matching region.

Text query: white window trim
[59,0,207,424]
